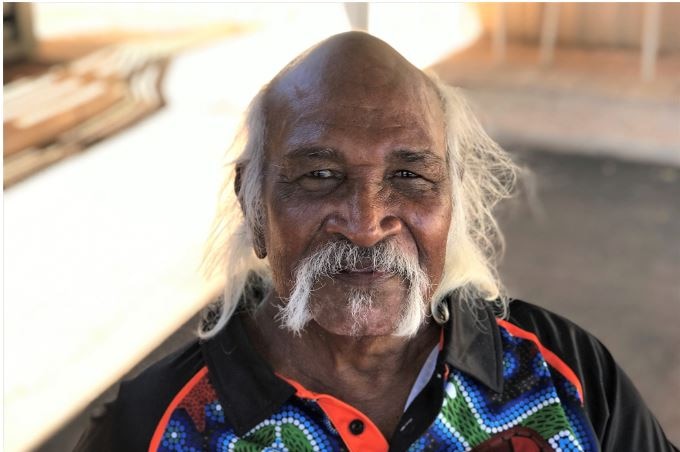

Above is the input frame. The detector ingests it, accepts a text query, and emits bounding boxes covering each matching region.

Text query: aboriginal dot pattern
[409,328,597,451]
[155,325,597,451]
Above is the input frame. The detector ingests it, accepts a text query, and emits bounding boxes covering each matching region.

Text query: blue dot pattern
[155,324,597,451]
[408,326,598,451]
[160,411,204,451]
[158,395,344,451]
[502,349,519,379]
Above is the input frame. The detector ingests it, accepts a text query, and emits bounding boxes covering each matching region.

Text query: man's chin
[309,300,406,338]
[311,317,399,338]
[306,277,416,336]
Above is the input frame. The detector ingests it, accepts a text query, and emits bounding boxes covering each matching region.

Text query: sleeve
[73,377,163,452]
[579,336,678,452]
[72,341,205,452]
[73,395,122,452]
[508,300,678,452]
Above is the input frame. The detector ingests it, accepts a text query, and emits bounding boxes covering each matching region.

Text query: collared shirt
[75,298,678,452]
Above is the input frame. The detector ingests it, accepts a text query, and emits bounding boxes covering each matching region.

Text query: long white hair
[199,74,519,339]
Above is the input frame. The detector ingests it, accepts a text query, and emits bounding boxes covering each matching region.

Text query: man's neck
[243,296,440,440]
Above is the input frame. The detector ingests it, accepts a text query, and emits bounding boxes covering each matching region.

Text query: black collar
[200,296,504,435]
[442,297,504,394]
[200,314,295,435]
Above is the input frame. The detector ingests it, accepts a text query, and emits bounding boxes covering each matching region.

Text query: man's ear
[235,164,268,259]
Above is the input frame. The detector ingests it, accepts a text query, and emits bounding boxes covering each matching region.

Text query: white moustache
[277,239,430,337]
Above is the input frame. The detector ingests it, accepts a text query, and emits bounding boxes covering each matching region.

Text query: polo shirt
[75,298,678,452]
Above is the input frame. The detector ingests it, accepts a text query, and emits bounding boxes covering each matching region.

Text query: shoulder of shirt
[501,299,619,430]
[502,298,616,380]
[502,299,611,361]
[504,299,599,342]
[75,339,205,451]
[502,299,679,450]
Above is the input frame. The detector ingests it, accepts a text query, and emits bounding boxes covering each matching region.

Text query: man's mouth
[340,266,376,274]
[335,267,392,284]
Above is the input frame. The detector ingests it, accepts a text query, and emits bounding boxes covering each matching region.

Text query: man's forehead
[262,32,445,156]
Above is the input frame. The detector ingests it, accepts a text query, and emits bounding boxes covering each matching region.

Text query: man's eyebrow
[281,147,446,165]
[282,147,341,161]
[390,149,446,165]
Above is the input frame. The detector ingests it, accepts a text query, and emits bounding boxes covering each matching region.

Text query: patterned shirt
[75,298,677,452]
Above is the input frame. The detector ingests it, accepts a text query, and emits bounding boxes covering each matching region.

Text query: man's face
[260,50,451,337]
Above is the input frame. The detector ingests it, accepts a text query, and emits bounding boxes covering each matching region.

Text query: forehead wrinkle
[390,149,445,164]
[281,123,439,159]
[287,106,437,137]
[282,146,341,161]
[315,119,407,131]
[278,146,446,171]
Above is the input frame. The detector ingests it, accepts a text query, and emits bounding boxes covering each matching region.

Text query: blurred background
[3,3,679,451]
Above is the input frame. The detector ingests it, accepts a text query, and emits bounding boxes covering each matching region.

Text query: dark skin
[242,32,452,440]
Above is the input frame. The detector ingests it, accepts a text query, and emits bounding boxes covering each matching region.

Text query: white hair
[278,238,429,337]
[199,74,519,339]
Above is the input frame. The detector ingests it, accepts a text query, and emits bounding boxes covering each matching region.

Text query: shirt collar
[201,295,504,435]
[441,296,505,394]
[200,313,295,435]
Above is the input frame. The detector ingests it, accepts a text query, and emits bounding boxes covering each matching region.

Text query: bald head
[262,31,446,160]
[271,31,434,95]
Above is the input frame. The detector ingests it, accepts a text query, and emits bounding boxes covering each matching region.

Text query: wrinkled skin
[245,31,452,439]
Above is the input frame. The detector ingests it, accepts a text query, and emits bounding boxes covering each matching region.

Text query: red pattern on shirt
[177,374,217,433]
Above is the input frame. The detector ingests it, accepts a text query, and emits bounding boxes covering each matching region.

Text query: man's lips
[333,268,392,284]
[341,267,377,273]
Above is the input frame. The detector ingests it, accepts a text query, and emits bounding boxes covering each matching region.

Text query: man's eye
[296,169,342,192]
[395,170,418,178]
[309,169,335,179]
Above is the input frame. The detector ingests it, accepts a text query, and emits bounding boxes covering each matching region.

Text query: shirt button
[349,419,364,435]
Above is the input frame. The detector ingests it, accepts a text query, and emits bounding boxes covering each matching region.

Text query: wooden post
[3,3,35,62]
[493,3,507,64]
[344,2,369,32]
[641,2,661,82]
[539,3,560,67]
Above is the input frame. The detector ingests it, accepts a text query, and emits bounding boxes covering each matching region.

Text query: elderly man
[77,32,676,452]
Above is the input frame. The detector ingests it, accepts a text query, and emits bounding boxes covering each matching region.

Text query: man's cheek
[265,247,296,295]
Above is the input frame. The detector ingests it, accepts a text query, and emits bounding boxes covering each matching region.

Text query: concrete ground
[38,148,680,450]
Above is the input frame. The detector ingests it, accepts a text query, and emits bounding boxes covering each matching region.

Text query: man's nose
[324,182,402,248]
